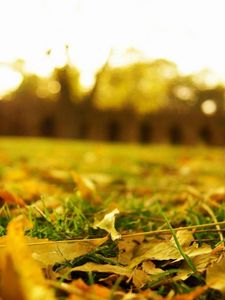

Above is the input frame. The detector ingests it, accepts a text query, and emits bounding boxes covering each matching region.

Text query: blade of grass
[157,205,197,274]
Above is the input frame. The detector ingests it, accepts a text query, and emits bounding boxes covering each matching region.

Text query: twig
[122,220,225,238]
[194,228,225,234]
[201,203,224,248]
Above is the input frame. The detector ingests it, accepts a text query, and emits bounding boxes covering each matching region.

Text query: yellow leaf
[117,235,145,265]
[70,262,149,288]
[206,254,225,294]
[29,237,108,266]
[0,218,56,300]
[93,208,121,241]
[142,261,164,275]
[130,231,212,269]
[174,251,217,281]
[70,262,131,277]
[0,236,108,267]
[130,268,150,288]
[71,171,101,204]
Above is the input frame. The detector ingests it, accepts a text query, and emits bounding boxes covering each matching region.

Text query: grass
[1,138,225,298]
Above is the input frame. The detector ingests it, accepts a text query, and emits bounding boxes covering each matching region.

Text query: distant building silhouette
[0,65,225,146]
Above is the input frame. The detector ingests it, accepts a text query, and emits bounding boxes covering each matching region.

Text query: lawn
[0,138,225,299]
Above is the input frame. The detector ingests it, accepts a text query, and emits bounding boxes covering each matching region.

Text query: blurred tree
[53,64,82,104]
[168,74,197,104]
[168,71,225,113]
[7,73,40,101]
[91,58,179,113]
[5,63,82,104]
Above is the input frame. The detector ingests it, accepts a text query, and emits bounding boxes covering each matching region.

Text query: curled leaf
[93,208,121,241]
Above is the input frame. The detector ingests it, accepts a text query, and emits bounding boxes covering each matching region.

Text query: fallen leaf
[172,230,194,247]
[206,254,225,294]
[130,268,150,288]
[71,171,101,204]
[0,190,25,207]
[0,236,108,266]
[70,262,131,277]
[142,261,164,275]
[117,235,145,265]
[129,231,212,269]
[0,218,56,300]
[174,251,217,281]
[93,208,121,241]
[70,262,149,289]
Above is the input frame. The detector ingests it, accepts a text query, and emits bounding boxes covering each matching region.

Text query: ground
[0,138,225,299]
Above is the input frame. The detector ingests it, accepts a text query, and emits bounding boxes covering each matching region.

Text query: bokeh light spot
[201,99,217,115]
[48,80,61,94]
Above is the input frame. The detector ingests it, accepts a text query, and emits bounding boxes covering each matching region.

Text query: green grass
[1,138,225,298]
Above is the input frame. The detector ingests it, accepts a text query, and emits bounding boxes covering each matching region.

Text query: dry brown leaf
[130,268,150,288]
[70,262,131,277]
[93,208,121,241]
[70,262,150,289]
[174,251,218,281]
[129,239,180,269]
[117,235,145,265]
[142,261,164,275]
[130,231,212,269]
[172,230,193,247]
[206,253,225,294]
[98,274,120,286]
[0,218,56,300]
[71,171,101,204]
[0,190,25,207]
[0,234,107,267]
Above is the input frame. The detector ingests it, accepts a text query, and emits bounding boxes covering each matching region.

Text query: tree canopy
[4,54,225,113]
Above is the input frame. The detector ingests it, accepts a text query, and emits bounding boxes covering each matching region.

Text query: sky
[0,0,225,95]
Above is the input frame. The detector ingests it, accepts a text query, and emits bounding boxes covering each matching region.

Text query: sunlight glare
[80,72,96,89]
[1,0,225,93]
[0,67,23,97]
